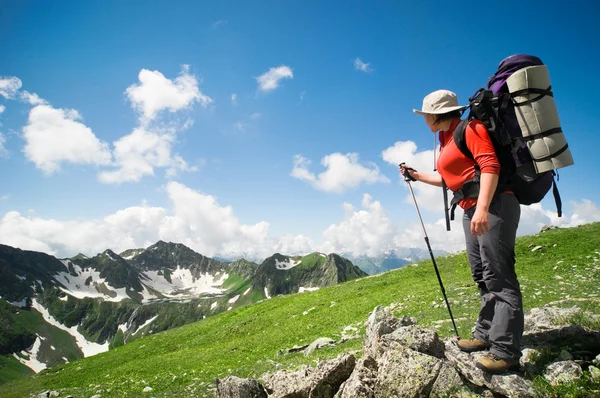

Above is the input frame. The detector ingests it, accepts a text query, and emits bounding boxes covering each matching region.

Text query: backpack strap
[447,119,480,221]
[453,119,472,160]
[552,171,563,217]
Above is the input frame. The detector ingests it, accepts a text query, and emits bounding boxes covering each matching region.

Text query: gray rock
[380,324,445,358]
[429,362,467,397]
[373,346,442,397]
[262,354,355,398]
[520,348,542,375]
[521,324,600,350]
[589,365,600,382]
[544,361,582,386]
[363,305,415,359]
[443,339,486,387]
[262,366,312,398]
[594,353,600,366]
[286,344,309,354]
[523,306,580,332]
[554,348,573,362]
[305,338,336,356]
[334,356,378,398]
[444,340,534,398]
[215,376,267,398]
[309,353,355,398]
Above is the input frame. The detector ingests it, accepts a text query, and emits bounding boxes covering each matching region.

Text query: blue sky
[0,0,598,261]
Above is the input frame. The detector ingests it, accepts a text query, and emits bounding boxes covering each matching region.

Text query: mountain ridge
[0,241,371,379]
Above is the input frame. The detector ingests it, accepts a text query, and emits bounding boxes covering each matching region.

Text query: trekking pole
[399,163,460,339]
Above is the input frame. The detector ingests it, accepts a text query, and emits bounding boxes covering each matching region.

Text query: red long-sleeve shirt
[436,118,501,210]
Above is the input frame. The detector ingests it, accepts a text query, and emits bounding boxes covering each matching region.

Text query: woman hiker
[400,89,524,374]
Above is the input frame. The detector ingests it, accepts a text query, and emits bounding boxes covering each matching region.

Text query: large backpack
[446,54,574,224]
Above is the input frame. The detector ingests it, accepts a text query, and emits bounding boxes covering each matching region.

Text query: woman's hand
[471,207,489,236]
[399,164,418,182]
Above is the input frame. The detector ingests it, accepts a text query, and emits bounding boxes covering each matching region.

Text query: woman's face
[424,114,437,133]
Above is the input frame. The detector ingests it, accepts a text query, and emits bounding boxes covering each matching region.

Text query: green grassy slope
[1,223,598,397]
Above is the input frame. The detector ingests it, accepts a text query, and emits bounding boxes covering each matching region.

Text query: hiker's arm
[471,172,499,236]
[413,171,443,187]
[466,123,501,236]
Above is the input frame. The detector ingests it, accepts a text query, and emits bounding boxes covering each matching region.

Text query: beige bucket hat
[413,89,468,115]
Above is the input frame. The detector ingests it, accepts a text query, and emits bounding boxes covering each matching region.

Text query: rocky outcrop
[214,305,600,397]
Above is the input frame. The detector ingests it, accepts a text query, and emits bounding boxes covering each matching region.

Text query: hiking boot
[457,339,490,353]
[475,353,519,374]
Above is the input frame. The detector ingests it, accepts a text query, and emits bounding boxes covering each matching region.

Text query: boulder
[544,361,583,386]
[215,376,267,398]
[373,346,442,397]
[380,324,445,359]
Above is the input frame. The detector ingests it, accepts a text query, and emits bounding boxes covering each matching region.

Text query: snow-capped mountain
[0,242,366,377]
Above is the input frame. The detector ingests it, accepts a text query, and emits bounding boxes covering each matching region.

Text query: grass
[0,356,33,384]
[0,223,598,397]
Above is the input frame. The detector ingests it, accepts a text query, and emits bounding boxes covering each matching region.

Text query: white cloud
[125,65,212,123]
[20,91,48,106]
[212,20,227,29]
[382,140,445,214]
[256,66,293,92]
[354,58,372,73]
[0,76,22,99]
[250,112,261,120]
[318,193,466,257]
[0,133,7,158]
[98,127,193,184]
[99,65,210,183]
[320,194,395,257]
[233,122,246,132]
[567,199,600,226]
[0,106,5,156]
[22,105,112,174]
[231,93,237,104]
[0,182,313,261]
[292,153,390,193]
[393,216,467,254]
[0,181,596,261]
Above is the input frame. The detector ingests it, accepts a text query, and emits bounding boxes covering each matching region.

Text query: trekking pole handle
[399,163,417,182]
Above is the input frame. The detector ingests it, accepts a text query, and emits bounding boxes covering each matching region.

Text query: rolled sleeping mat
[506,65,574,174]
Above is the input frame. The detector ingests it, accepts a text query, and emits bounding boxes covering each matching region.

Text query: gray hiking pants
[462,193,524,360]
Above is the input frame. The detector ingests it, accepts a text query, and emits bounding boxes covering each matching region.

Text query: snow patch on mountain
[139,284,159,303]
[8,298,28,308]
[31,299,109,357]
[54,260,130,302]
[299,287,319,293]
[140,267,228,298]
[132,315,158,336]
[103,251,118,261]
[12,336,47,373]
[275,258,300,270]
[118,322,128,334]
